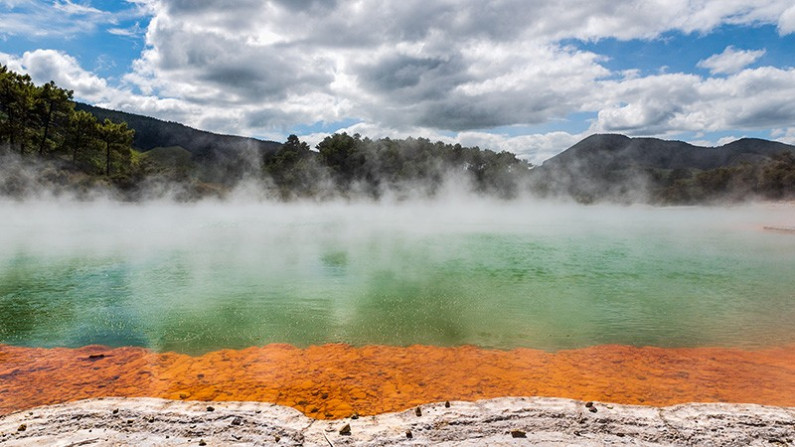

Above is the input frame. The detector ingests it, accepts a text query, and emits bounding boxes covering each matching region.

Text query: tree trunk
[105,141,111,176]
[72,132,81,164]
[39,100,53,156]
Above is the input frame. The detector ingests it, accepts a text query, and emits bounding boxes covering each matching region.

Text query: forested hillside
[1,66,530,200]
[2,66,793,203]
[529,134,795,203]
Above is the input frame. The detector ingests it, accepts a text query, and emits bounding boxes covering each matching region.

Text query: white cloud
[296,123,586,165]
[772,128,795,144]
[117,0,795,140]
[0,0,148,38]
[0,49,205,129]
[0,49,111,102]
[4,0,795,164]
[779,5,795,34]
[697,46,767,75]
[716,136,743,146]
[53,0,106,16]
[591,67,795,135]
[108,22,145,37]
[456,131,587,165]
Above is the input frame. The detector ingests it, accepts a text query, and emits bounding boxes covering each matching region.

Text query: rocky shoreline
[1,397,793,446]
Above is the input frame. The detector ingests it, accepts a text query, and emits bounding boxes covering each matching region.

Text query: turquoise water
[1,200,793,354]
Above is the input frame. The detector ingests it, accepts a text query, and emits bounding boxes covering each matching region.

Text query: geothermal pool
[1,200,794,417]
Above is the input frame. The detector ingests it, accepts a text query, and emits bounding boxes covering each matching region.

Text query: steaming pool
[1,200,794,417]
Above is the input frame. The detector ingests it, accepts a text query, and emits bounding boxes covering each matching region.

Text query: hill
[3,61,792,203]
[530,134,795,203]
[75,103,282,184]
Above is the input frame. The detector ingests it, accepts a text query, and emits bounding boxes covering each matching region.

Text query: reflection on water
[1,343,794,418]
[1,201,794,354]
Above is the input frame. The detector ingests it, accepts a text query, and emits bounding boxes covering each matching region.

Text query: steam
[0,138,536,203]
[1,196,793,354]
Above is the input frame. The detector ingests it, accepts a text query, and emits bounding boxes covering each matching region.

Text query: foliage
[3,65,792,203]
[530,134,795,204]
[0,65,135,184]
[96,119,134,177]
[75,102,281,186]
[656,151,795,203]
[310,133,531,198]
[263,134,325,198]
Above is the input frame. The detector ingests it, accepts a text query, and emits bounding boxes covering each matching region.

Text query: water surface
[1,200,793,354]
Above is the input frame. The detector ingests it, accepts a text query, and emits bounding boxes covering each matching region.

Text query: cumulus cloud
[4,0,795,163]
[778,4,795,34]
[0,50,111,102]
[591,67,795,134]
[117,0,795,139]
[697,46,767,75]
[0,49,207,129]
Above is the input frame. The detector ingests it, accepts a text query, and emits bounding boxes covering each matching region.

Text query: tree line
[653,152,795,203]
[0,65,134,178]
[263,133,532,199]
[1,66,532,200]
[2,65,791,203]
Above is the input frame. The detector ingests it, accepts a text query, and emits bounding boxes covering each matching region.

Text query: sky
[1,0,795,164]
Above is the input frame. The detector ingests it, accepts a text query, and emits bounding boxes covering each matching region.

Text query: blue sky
[2,0,795,163]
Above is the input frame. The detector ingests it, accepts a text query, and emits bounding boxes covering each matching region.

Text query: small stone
[350,412,359,420]
[198,440,206,446]
[148,417,155,423]
[617,433,625,438]
[584,401,594,408]
[321,392,329,399]
[17,424,26,432]
[510,430,526,438]
[589,406,598,413]
[339,423,351,436]
[415,407,422,417]
[444,401,451,408]
[206,406,215,412]
[231,417,243,426]
[406,430,413,439]
[112,409,119,414]
[274,435,281,442]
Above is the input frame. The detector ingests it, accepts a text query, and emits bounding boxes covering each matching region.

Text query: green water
[1,200,793,354]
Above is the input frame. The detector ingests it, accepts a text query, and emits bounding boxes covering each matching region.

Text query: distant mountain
[75,103,282,183]
[530,134,795,203]
[542,134,793,171]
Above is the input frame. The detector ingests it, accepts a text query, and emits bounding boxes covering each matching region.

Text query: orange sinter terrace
[2,343,794,419]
